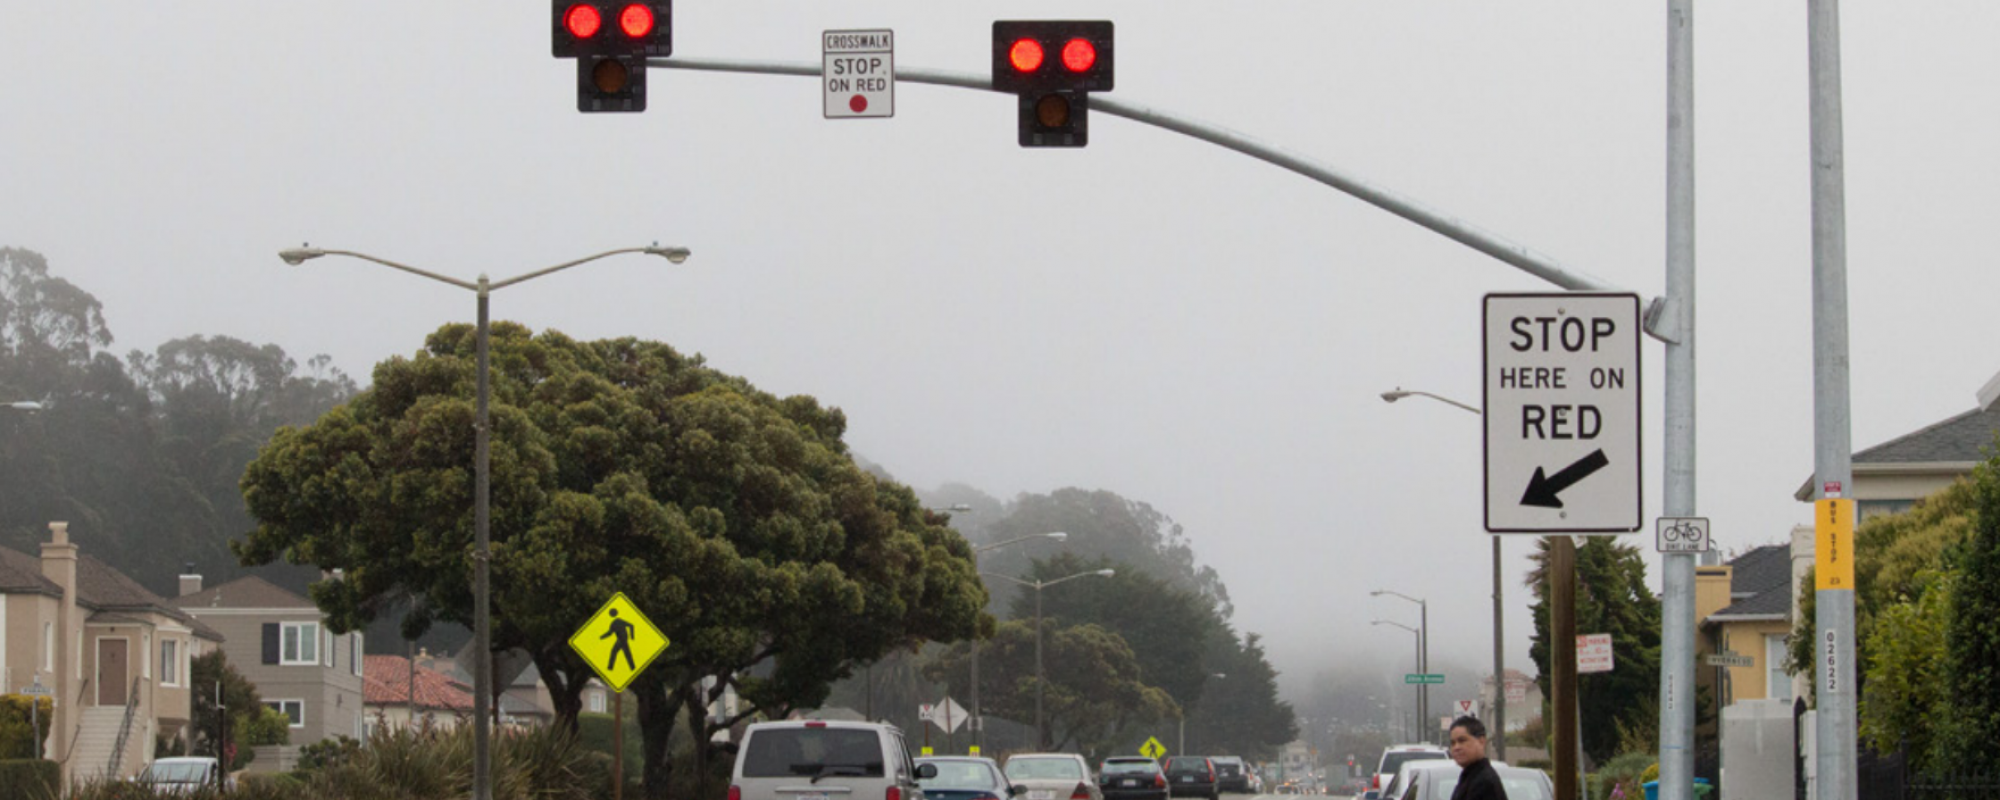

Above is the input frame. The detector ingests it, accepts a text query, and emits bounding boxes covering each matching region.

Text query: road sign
[824,29,894,118]
[1505,681,1527,704]
[921,697,968,733]
[568,592,670,693]
[1140,737,1166,758]
[1405,673,1445,685]
[1657,517,1711,553]
[1453,699,1479,718]
[17,683,50,696]
[1483,293,1643,533]
[1706,652,1755,668]
[1577,633,1614,674]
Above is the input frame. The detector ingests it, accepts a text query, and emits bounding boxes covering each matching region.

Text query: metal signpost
[823,30,894,118]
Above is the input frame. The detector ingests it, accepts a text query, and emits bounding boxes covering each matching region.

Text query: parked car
[918,756,1023,800]
[730,720,935,800]
[1099,756,1169,800]
[1395,762,1554,800]
[1162,756,1217,800]
[1368,745,1446,798]
[1209,756,1250,793]
[134,757,232,795]
[1004,753,1103,800]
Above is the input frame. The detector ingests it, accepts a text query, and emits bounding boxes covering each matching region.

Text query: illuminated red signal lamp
[619,4,654,38]
[1009,38,1045,73]
[1061,38,1096,72]
[564,4,602,38]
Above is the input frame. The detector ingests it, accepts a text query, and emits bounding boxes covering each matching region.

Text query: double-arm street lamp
[1372,591,1429,742]
[980,567,1115,749]
[968,531,1067,751]
[1379,386,1505,758]
[1370,619,1423,743]
[277,243,691,800]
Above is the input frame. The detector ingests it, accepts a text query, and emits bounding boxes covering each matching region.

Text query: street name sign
[1705,652,1755,668]
[1405,673,1445,685]
[1140,737,1167,758]
[1657,516,1711,553]
[1484,293,1643,533]
[18,683,50,696]
[569,592,670,693]
[824,29,894,118]
[1577,633,1614,674]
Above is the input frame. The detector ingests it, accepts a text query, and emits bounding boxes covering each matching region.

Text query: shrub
[1591,752,1656,800]
[0,759,58,800]
[295,735,361,773]
[0,696,55,759]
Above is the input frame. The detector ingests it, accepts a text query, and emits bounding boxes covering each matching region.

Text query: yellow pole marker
[1816,499,1856,591]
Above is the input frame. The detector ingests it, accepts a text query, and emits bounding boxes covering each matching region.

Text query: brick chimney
[179,563,202,597]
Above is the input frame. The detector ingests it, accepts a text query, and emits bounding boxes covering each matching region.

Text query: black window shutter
[262,623,280,664]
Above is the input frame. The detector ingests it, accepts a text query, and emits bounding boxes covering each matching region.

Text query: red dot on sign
[849,95,868,113]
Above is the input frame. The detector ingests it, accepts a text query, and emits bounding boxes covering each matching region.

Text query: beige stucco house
[0,521,225,788]
[169,573,366,747]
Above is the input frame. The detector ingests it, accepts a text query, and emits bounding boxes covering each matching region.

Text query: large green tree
[978,489,1232,618]
[925,619,1174,756]
[1525,536,1661,763]
[235,323,984,799]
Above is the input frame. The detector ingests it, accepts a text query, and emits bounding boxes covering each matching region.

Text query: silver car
[1394,761,1554,800]
[730,720,935,800]
[1003,753,1102,800]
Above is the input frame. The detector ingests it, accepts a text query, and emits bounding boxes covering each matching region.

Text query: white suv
[1368,745,1447,798]
[730,720,935,800]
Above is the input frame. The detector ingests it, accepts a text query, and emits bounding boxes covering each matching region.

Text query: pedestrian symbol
[568,593,670,693]
[1140,737,1166,759]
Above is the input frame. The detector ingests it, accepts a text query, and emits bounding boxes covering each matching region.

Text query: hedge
[0,758,59,800]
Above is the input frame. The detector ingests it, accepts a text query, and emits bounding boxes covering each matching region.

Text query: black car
[1208,757,1249,794]
[1163,757,1217,800]
[1099,757,1168,800]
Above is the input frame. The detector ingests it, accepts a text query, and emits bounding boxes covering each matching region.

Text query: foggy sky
[7,2,1999,711]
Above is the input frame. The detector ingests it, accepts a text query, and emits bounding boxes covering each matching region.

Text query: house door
[98,639,129,706]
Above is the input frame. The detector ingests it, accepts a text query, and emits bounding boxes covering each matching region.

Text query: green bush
[0,696,55,759]
[0,759,58,800]
[1591,751,1657,800]
[294,735,361,773]
[578,711,644,791]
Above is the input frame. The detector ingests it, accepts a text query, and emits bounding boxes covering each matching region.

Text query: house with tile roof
[361,653,475,733]
[1,521,226,789]
[169,573,366,750]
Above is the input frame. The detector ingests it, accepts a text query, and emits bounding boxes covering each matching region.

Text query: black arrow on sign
[1520,449,1611,508]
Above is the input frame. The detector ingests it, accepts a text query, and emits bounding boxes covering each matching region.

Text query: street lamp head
[3,401,45,412]
[1381,389,1411,403]
[1370,590,1385,597]
[278,246,326,266]
[1046,532,1068,542]
[1095,569,1116,577]
[645,245,692,264]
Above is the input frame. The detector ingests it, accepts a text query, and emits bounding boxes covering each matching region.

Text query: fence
[1904,770,2000,800]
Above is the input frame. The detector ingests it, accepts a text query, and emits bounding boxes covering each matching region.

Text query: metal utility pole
[1809,0,1857,796]
[1491,536,1506,761]
[1657,1,1700,799]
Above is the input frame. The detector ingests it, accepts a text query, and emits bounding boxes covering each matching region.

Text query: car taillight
[1370,775,1381,789]
[887,787,902,800]
[729,787,742,800]
[1070,782,1091,800]
[1154,774,1167,789]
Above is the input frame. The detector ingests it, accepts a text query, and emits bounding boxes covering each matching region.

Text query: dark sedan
[1162,757,1217,800]
[1208,757,1249,794]
[918,757,1022,800]
[1099,757,1168,800]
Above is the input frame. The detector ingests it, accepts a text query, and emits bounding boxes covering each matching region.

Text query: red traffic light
[564,4,602,38]
[1009,38,1045,73]
[619,4,654,38]
[1061,38,1096,72]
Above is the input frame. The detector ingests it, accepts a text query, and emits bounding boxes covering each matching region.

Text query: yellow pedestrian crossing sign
[568,593,670,693]
[1140,737,1166,759]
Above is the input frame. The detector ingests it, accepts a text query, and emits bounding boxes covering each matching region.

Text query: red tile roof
[363,655,475,711]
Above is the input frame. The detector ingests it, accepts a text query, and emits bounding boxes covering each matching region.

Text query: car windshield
[918,760,1002,791]
[1102,760,1159,775]
[741,728,885,778]
[1006,758,1084,780]
[142,763,209,782]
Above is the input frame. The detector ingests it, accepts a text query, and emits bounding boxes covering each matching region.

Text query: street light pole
[1373,591,1428,742]
[969,531,1066,752]
[277,243,691,800]
[1379,388,1503,758]
[982,567,1114,750]
[1372,620,1420,744]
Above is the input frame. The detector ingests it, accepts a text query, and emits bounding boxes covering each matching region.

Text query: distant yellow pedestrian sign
[1140,737,1166,759]
[568,593,670,693]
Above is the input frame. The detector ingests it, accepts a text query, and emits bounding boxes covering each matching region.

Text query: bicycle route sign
[1483,292,1643,533]
[568,592,670,693]
[1656,517,1710,553]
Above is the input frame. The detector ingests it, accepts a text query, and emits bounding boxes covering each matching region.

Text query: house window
[282,622,320,665]
[589,692,606,713]
[44,623,53,671]
[143,633,153,679]
[352,633,364,677]
[1766,634,1791,700]
[266,699,306,728]
[162,639,182,687]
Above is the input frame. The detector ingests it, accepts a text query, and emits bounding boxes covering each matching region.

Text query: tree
[1525,536,1661,763]
[925,619,1173,756]
[978,489,1232,618]
[235,324,985,800]
[1939,457,2000,773]
[1858,566,1952,763]
[190,650,263,769]
[1183,632,1297,761]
